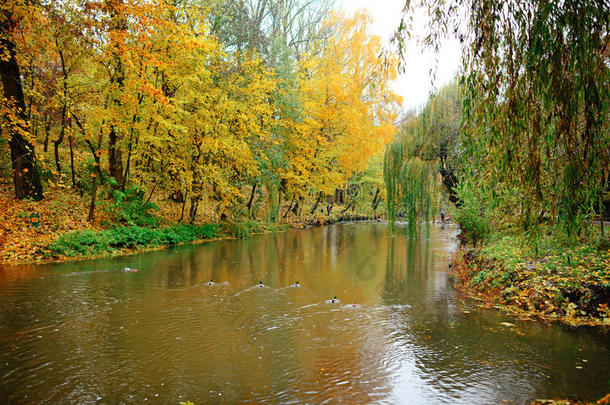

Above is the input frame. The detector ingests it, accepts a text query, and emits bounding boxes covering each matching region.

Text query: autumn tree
[0,0,44,200]
[290,11,400,211]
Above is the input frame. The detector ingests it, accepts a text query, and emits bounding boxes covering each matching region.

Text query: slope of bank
[0,184,379,265]
[451,235,610,327]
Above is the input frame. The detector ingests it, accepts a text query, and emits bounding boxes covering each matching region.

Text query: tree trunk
[341,202,355,214]
[310,194,321,214]
[0,13,43,200]
[284,196,295,218]
[178,190,188,223]
[43,115,51,153]
[247,182,257,211]
[68,120,76,188]
[86,139,103,222]
[371,187,380,209]
[107,0,126,188]
[108,125,123,187]
[54,124,64,174]
[54,39,69,175]
[189,196,199,224]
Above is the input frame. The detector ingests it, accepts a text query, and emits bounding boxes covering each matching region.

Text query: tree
[394,0,609,238]
[289,11,400,205]
[0,0,44,200]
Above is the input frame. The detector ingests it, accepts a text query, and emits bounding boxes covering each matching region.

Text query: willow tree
[384,82,461,234]
[394,0,609,239]
[384,116,442,235]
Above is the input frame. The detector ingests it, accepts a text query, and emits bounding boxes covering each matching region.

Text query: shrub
[106,186,160,227]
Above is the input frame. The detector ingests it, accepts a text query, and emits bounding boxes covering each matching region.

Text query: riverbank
[451,234,610,327]
[0,184,381,265]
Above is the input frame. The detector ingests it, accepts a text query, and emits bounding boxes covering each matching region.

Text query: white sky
[338,0,462,111]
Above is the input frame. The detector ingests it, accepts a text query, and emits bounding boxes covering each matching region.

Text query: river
[0,222,607,404]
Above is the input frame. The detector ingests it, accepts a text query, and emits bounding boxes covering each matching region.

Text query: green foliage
[383,139,402,233]
[384,82,461,235]
[46,224,221,257]
[454,180,491,246]
[106,186,160,227]
[397,0,609,240]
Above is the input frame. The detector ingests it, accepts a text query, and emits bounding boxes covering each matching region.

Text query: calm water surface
[0,222,608,404]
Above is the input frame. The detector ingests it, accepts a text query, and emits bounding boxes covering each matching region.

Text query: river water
[0,222,607,404]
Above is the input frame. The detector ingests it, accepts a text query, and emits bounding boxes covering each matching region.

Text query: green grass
[45,220,292,258]
[46,224,221,257]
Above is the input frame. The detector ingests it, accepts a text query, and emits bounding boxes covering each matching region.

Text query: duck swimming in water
[257,281,264,288]
[208,279,214,286]
[293,281,300,287]
[331,296,338,304]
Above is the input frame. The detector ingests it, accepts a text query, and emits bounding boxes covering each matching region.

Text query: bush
[454,181,491,246]
[106,186,160,227]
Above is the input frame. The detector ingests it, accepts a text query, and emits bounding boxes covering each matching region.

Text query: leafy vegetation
[46,224,221,257]
[453,233,610,326]
[392,0,608,241]
[384,81,461,234]
[1,0,399,227]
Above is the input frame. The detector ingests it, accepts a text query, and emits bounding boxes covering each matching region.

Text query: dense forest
[1,0,401,210]
[1,0,401,261]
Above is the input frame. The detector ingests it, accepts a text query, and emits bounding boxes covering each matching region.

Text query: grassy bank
[45,224,222,258]
[0,183,379,265]
[451,234,610,327]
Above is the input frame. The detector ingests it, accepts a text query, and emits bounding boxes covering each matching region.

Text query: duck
[131,268,138,273]
[331,296,338,304]
[294,281,300,287]
[257,280,264,288]
[123,267,131,272]
[208,279,214,286]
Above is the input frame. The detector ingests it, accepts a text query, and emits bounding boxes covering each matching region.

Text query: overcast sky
[338,0,462,111]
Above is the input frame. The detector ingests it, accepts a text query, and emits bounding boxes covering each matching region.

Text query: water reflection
[0,222,607,404]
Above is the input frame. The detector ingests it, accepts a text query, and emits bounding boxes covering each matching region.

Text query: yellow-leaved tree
[285,10,401,213]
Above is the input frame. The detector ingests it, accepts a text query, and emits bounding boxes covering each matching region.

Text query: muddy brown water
[0,222,608,404]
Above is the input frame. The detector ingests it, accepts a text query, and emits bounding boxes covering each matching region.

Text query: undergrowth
[453,233,610,326]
